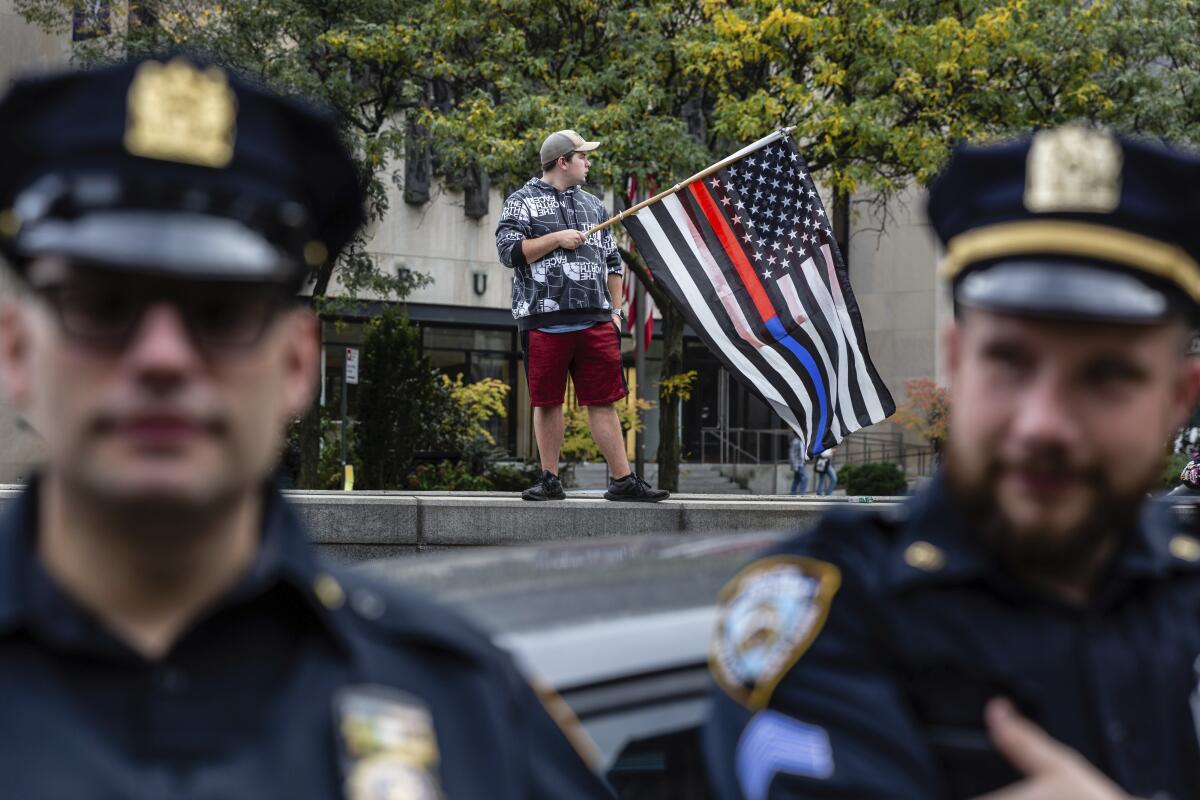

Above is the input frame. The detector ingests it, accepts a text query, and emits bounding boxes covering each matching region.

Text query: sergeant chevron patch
[710,556,841,709]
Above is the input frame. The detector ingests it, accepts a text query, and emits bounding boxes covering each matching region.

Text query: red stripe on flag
[686,180,774,322]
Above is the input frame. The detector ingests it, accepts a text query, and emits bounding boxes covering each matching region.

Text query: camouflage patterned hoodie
[495,177,622,331]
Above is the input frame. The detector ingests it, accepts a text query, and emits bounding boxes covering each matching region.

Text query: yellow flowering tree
[684,0,1120,239]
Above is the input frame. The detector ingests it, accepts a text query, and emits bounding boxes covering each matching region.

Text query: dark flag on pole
[620,130,894,456]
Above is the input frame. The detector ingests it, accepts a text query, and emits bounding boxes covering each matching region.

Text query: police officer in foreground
[0,57,614,798]
[705,125,1200,800]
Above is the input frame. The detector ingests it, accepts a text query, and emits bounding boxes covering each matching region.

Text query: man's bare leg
[587,403,631,478]
[533,405,565,474]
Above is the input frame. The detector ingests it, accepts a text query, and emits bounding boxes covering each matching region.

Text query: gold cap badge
[124,58,237,168]
[1025,125,1122,214]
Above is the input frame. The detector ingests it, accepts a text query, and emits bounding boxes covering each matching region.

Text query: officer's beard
[945,444,1154,593]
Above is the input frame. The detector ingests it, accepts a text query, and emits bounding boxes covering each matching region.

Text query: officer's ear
[276,306,321,421]
[0,294,34,410]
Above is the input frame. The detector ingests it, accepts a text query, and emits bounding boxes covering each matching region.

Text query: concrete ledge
[0,485,905,562]
[287,492,420,547]
[287,490,903,561]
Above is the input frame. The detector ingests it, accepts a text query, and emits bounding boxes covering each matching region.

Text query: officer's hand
[557,229,586,250]
[972,698,1135,800]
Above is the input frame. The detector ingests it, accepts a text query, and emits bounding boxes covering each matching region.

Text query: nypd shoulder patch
[710,556,842,709]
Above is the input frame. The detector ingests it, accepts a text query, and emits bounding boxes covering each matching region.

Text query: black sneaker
[521,470,566,501]
[604,472,670,502]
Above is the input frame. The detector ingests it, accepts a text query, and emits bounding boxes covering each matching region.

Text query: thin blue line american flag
[621,130,894,456]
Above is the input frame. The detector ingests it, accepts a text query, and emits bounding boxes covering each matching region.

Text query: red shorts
[522,323,628,407]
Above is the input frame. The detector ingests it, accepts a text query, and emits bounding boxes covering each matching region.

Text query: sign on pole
[341,348,359,490]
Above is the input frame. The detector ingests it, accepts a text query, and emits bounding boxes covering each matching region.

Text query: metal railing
[700,428,793,465]
[700,427,939,476]
[837,432,939,477]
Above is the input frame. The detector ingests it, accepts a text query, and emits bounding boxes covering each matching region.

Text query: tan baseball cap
[540,129,600,166]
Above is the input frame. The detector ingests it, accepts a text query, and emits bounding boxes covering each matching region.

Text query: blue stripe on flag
[764,316,828,449]
[737,711,834,800]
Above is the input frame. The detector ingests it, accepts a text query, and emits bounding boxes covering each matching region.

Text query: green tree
[1091,0,1200,144]
[685,0,1120,235]
[355,307,446,489]
[15,0,436,300]
[15,0,437,485]
[17,0,714,489]
[356,327,513,490]
[384,0,713,491]
[603,2,1122,490]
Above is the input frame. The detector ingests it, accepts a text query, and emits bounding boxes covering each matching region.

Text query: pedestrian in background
[788,434,808,495]
[496,130,667,503]
[813,446,837,496]
[0,56,614,798]
[705,125,1200,799]
[1167,451,1200,496]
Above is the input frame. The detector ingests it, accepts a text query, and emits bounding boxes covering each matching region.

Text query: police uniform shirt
[0,480,614,799]
[704,474,1200,799]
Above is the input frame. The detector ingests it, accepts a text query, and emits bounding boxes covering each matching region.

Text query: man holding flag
[703,126,1200,799]
[496,129,668,502]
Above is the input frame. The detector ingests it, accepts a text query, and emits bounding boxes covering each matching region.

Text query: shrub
[283,406,359,490]
[560,394,654,463]
[487,462,542,492]
[1161,452,1193,491]
[842,462,907,496]
[354,309,511,490]
[356,307,448,489]
[406,461,494,491]
[837,463,857,489]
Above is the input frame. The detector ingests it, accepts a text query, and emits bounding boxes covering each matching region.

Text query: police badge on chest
[334,686,444,800]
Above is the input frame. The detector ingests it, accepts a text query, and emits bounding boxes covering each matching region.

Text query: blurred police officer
[704,126,1200,799]
[0,56,613,798]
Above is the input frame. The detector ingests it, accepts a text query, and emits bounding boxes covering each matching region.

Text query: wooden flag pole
[584,126,795,237]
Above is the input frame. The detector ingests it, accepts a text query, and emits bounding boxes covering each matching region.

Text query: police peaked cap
[927,126,1200,323]
[0,55,366,287]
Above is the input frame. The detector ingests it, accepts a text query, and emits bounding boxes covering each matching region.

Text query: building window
[422,325,519,454]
